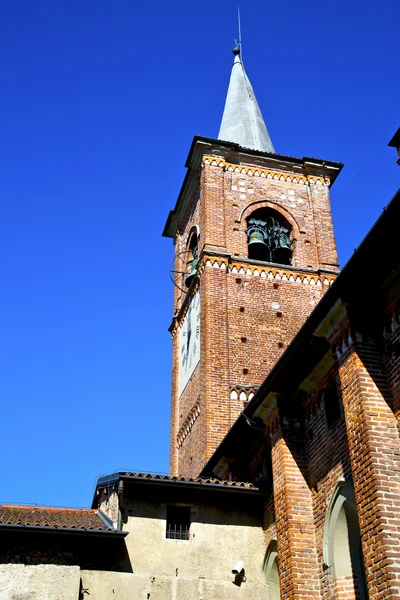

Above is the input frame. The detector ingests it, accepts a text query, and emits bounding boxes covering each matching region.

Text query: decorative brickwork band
[201,156,332,187]
[177,400,200,449]
[271,421,321,599]
[338,340,400,599]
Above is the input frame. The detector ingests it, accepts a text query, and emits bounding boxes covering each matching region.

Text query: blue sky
[0,0,398,508]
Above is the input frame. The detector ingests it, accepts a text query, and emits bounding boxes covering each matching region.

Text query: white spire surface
[218,50,275,153]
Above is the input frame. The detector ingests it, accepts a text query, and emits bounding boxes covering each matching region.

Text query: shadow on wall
[0,530,133,573]
[122,491,263,529]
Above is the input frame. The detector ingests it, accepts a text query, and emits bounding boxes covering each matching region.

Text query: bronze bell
[185,258,199,288]
[248,230,268,260]
[273,228,292,263]
[248,230,268,250]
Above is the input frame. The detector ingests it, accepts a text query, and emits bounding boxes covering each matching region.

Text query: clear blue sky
[1,1,398,508]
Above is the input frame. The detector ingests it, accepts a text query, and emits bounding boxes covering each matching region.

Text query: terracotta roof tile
[0,505,115,532]
[118,472,255,488]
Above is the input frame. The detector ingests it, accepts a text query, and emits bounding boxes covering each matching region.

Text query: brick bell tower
[163,46,342,477]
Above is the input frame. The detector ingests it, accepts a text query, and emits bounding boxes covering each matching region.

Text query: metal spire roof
[218,47,275,153]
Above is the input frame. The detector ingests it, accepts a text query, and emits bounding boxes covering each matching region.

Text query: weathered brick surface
[271,420,321,599]
[334,576,362,599]
[168,142,400,597]
[263,493,277,553]
[169,149,339,476]
[303,364,365,599]
[338,339,400,599]
[382,268,400,427]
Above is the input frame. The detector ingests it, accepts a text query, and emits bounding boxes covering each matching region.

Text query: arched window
[185,229,199,288]
[246,208,292,265]
[323,482,368,599]
[264,540,281,600]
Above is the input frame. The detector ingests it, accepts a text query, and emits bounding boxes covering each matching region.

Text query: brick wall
[271,417,321,599]
[336,336,400,599]
[169,149,339,476]
[382,267,400,427]
[304,366,357,599]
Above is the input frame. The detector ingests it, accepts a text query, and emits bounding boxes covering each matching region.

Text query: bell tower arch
[164,48,342,477]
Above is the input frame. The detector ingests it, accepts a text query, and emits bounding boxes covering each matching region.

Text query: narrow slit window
[323,382,342,429]
[166,506,191,540]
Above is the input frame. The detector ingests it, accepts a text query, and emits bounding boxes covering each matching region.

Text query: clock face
[179,289,200,396]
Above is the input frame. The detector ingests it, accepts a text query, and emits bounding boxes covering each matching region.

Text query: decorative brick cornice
[201,155,331,187]
[170,258,336,337]
[198,255,335,287]
[177,400,200,449]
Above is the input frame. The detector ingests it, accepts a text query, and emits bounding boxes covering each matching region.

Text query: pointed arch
[323,481,368,599]
[264,540,280,600]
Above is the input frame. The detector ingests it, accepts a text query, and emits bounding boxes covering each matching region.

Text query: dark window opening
[185,232,199,289]
[246,208,292,265]
[166,506,191,540]
[322,382,342,429]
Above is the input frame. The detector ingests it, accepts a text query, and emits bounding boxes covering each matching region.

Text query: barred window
[166,506,191,540]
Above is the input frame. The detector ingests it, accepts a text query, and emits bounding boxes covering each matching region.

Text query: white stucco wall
[0,564,80,600]
[81,569,267,599]
[81,498,267,599]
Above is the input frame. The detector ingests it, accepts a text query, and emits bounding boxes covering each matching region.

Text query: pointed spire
[218,47,275,153]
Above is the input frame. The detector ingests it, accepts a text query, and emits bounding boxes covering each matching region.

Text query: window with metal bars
[166,506,191,540]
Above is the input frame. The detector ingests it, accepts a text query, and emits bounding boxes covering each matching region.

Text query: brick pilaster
[169,323,180,476]
[271,419,321,599]
[203,266,230,462]
[338,339,400,599]
[202,164,226,253]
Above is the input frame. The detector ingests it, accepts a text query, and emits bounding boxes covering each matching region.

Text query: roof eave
[163,135,344,239]
[92,472,265,507]
[388,128,400,147]
[0,523,128,537]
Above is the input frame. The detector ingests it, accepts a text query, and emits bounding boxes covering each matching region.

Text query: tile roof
[111,472,255,488]
[0,504,115,532]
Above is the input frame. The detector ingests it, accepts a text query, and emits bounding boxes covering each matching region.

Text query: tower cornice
[162,136,343,239]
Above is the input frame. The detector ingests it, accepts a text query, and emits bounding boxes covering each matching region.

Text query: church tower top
[218,46,275,154]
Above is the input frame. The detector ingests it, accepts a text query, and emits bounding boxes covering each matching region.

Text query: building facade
[164,48,342,477]
[0,45,399,600]
[202,187,400,599]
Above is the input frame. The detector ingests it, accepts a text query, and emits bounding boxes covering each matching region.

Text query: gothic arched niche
[323,481,368,599]
[264,540,281,600]
[245,208,292,265]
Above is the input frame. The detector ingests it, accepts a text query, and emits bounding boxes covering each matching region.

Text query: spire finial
[237,6,242,62]
[218,11,275,154]
[233,7,243,60]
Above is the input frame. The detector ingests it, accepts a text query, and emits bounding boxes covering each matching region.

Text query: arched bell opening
[246,208,292,265]
[185,229,199,288]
